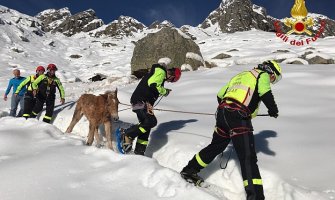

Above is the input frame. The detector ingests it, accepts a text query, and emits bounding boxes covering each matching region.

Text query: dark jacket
[131,64,169,105]
[32,73,65,99]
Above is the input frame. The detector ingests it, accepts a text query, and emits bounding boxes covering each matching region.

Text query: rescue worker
[180,60,282,200]
[31,64,65,123]
[121,63,181,155]
[15,66,45,119]
[3,69,26,117]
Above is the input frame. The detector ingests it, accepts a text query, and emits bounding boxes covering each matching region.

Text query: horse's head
[106,89,119,121]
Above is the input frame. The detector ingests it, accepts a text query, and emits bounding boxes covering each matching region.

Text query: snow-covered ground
[1,6,335,200]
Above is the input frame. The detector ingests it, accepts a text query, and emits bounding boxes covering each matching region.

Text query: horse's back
[77,94,106,122]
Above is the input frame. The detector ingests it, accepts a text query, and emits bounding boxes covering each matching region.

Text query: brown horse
[66,90,119,150]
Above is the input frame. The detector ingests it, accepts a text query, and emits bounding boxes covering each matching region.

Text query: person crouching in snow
[15,66,45,119]
[121,62,181,155]
[31,64,65,123]
[180,60,282,200]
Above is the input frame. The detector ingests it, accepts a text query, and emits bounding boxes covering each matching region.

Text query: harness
[215,126,252,138]
[46,77,54,96]
[27,75,37,91]
[131,102,154,115]
[216,97,253,138]
[218,97,251,119]
[215,69,264,138]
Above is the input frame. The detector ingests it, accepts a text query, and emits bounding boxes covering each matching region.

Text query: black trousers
[22,91,36,118]
[31,95,55,123]
[125,105,157,155]
[184,107,264,200]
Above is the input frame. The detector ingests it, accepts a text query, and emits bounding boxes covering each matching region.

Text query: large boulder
[0,17,5,25]
[307,55,334,64]
[130,28,204,78]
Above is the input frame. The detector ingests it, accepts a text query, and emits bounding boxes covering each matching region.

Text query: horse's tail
[73,96,85,118]
[65,97,83,133]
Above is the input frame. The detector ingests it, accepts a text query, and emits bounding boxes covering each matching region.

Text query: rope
[119,102,131,106]
[153,96,164,107]
[119,101,269,117]
[257,114,269,116]
[118,96,164,113]
[220,145,234,169]
[118,107,132,112]
[118,102,132,112]
[154,108,214,116]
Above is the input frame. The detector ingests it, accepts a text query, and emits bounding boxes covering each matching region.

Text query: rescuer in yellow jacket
[181,60,282,200]
[121,63,181,155]
[31,64,65,123]
[15,66,45,119]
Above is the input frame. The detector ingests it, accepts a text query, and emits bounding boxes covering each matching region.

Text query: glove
[164,89,172,97]
[268,110,278,118]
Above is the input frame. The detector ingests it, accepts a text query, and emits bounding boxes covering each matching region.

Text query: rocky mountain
[94,15,146,38]
[200,0,335,37]
[36,9,146,38]
[0,5,45,40]
[315,15,335,37]
[2,0,335,39]
[200,0,275,33]
[148,20,175,29]
[37,8,103,36]
[1,3,335,83]
[36,8,71,32]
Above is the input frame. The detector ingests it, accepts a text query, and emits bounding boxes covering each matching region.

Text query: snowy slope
[1,5,335,200]
[0,118,220,200]
[1,63,335,200]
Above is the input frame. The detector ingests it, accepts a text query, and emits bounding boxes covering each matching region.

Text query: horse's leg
[104,121,113,150]
[86,122,95,146]
[94,126,101,147]
[66,104,83,133]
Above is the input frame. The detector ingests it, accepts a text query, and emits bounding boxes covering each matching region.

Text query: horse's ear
[115,88,118,94]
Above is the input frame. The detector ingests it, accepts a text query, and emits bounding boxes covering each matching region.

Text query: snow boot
[180,167,204,186]
[121,128,133,154]
[116,128,133,154]
[134,143,146,155]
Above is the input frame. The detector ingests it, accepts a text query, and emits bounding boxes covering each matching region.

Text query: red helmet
[36,66,45,73]
[47,63,58,71]
[169,68,181,82]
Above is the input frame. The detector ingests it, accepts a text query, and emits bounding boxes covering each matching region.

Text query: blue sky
[0,0,334,27]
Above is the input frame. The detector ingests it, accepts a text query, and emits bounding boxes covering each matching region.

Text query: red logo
[274,0,326,46]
